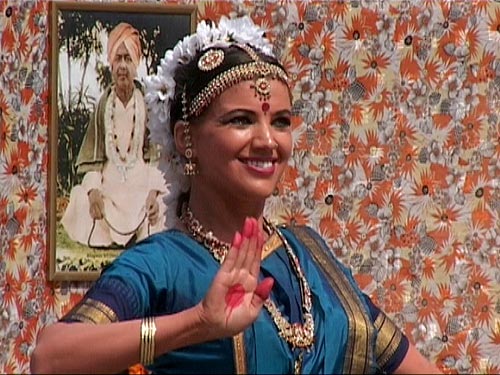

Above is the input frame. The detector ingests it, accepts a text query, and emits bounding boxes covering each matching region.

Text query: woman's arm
[394,343,442,374]
[30,306,207,374]
[31,217,272,374]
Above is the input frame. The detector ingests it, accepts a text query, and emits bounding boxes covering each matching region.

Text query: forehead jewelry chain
[180,204,314,373]
[237,43,272,114]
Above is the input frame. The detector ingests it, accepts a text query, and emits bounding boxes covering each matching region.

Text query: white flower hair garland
[144,16,275,228]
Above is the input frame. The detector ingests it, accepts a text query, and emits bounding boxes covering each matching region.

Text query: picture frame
[48,1,197,281]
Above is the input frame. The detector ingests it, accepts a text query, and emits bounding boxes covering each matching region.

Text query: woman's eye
[273,117,291,129]
[226,116,252,126]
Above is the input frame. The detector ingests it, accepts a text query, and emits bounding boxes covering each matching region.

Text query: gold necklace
[181,205,314,371]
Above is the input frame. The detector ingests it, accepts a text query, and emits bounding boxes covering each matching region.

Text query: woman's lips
[240,158,277,175]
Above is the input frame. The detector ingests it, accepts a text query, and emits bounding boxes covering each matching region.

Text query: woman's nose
[253,122,278,149]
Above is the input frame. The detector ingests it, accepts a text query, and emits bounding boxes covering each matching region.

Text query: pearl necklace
[181,205,315,370]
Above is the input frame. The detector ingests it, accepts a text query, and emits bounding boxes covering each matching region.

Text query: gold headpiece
[187,44,289,117]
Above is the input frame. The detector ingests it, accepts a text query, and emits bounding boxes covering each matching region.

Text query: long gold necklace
[181,205,314,372]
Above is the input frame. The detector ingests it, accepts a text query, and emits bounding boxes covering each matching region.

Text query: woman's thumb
[254,277,274,301]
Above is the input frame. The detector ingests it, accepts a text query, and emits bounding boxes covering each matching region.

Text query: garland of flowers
[104,87,143,182]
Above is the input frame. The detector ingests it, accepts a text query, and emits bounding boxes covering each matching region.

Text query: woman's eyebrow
[272,109,292,116]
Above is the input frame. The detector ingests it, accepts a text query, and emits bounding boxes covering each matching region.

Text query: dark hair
[169,44,288,132]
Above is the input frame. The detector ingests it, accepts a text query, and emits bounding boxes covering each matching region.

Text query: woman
[31,17,441,374]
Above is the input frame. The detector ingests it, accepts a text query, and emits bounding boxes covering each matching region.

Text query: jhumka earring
[182,89,198,176]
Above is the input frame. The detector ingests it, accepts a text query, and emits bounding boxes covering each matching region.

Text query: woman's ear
[173,120,187,154]
[173,120,197,159]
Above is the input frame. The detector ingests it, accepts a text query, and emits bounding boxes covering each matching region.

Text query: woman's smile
[239,158,277,175]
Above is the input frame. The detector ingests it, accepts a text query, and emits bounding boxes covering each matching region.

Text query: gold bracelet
[140,316,157,365]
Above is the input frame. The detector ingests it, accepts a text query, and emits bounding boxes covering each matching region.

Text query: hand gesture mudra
[197,217,274,339]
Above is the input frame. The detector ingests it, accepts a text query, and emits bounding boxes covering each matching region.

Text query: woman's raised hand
[197,217,274,339]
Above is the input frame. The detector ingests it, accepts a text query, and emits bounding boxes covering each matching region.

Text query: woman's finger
[221,230,242,270]
[233,217,253,270]
[249,231,264,277]
[243,218,260,273]
[254,277,274,301]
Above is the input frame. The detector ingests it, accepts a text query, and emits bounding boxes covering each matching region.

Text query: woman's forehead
[207,79,292,114]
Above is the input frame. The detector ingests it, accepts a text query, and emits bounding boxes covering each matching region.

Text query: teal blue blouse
[63,227,408,374]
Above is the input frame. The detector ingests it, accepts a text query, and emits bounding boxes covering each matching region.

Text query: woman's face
[190,79,293,203]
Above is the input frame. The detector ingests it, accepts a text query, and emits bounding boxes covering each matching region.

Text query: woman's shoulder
[138,229,188,247]
[278,223,324,245]
[111,230,190,266]
[278,223,353,274]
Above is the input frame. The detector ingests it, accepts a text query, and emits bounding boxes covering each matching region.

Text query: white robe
[61,88,167,247]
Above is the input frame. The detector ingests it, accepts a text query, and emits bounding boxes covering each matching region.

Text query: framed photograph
[48,1,197,281]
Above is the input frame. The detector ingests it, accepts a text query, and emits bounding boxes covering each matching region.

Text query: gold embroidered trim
[65,298,118,324]
[232,332,247,374]
[291,226,374,374]
[374,312,403,367]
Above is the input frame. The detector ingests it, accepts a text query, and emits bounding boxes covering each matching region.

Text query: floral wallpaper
[0,0,499,373]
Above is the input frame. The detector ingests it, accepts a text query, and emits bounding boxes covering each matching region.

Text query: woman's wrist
[153,303,218,355]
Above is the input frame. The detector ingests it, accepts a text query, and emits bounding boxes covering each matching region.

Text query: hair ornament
[198,49,225,71]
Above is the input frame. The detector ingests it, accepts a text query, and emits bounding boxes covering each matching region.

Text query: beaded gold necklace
[181,205,314,372]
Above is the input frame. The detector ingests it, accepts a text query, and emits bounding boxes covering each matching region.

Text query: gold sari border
[290,226,374,374]
[374,312,403,367]
[65,298,118,324]
[232,332,247,374]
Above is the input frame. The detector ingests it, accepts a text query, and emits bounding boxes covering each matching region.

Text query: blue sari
[63,226,408,374]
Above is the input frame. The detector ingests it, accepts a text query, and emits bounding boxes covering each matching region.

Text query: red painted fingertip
[255,277,274,300]
[242,217,253,238]
[232,231,242,249]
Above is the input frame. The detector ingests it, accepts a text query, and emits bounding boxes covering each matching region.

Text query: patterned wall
[0,0,498,373]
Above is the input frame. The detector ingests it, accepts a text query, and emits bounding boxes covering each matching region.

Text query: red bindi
[261,102,270,113]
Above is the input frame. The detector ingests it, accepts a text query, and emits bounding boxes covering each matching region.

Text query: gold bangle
[140,316,156,365]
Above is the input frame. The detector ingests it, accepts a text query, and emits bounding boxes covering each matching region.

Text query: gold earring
[182,88,198,176]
